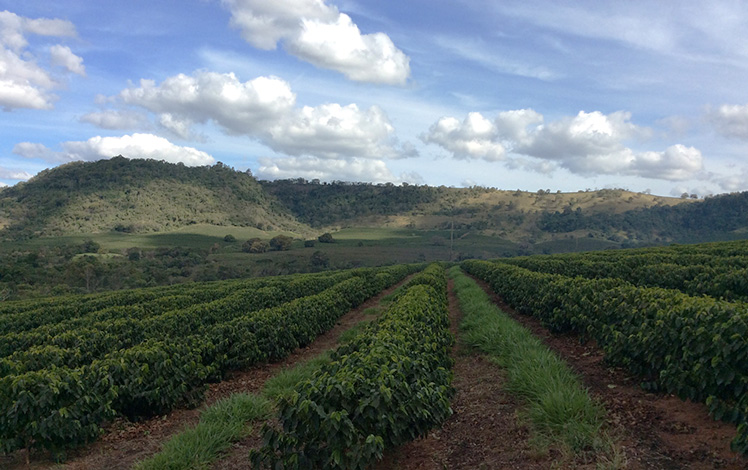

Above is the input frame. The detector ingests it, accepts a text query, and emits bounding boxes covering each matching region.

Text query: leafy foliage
[463,258,748,453]
[0,264,420,456]
[251,264,453,469]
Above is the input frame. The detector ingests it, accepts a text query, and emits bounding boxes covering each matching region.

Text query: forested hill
[538,191,748,242]
[259,179,443,227]
[0,157,307,239]
[1,158,747,246]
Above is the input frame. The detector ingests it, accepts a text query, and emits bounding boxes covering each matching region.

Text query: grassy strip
[134,394,271,470]
[135,353,333,470]
[449,267,620,463]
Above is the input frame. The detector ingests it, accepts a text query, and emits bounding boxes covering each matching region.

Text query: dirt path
[470,276,748,470]
[375,278,559,470]
[1,278,407,470]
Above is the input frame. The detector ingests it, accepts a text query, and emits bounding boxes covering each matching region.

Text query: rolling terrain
[1,157,748,300]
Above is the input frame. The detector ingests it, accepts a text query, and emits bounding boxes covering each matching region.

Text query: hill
[2,158,747,249]
[0,157,309,239]
[261,180,696,245]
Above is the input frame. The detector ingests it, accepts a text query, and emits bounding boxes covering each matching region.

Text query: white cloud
[0,11,82,110]
[49,45,86,76]
[119,72,296,135]
[13,133,214,166]
[221,0,410,85]
[19,16,77,40]
[266,103,397,158]
[512,111,652,175]
[80,110,150,130]
[625,145,703,180]
[257,155,397,183]
[424,109,704,181]
[711,167,748,192]
[100,70,413,160]
[289,13,410,84]
[0,166,32,181]
[421,112,506,161]
[706,103,748,139]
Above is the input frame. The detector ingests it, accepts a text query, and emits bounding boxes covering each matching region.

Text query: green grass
[449,266,622,465]
[134,353,333,470]
[1,224,304,252]
[261,353,332,402]
[134,393,271,470]
[337,321,374,345]
[362,306,384,316]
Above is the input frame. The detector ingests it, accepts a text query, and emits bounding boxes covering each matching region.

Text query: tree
[223,234,236,242]
[81,239,100,253]
[318,232,335,243]
[243,238,269,253]
[310,250,329,269]
[304,240,315,248]
[270,235,293,251]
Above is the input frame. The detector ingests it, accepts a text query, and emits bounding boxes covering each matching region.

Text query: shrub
[270,235,293,251]
[318,233,335,243]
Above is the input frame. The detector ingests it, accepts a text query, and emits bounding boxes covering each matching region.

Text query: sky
[1,1,748,197]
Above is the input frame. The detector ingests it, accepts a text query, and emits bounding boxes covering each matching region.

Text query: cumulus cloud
[257,155,397,183]
[221,0,410,85]
[711,167,748,192]
[94,70,414,160]
[13,133,214,166]
[421,112,506,161]
[423,109,704,181]
[120,72,296,135]
[0,11,83,110]
[266,103,398,158]
[49,45,86,76]
[706,103,748,139]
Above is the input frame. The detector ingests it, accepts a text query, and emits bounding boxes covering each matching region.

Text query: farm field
[2,241,748,468]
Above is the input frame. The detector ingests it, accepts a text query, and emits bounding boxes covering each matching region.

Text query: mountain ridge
[2,157,746,248]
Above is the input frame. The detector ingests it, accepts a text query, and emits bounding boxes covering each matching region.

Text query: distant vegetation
[538,191,748,242]
[1,158,748,300]
[0,157,306,239]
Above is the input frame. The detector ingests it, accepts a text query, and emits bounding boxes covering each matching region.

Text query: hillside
[0,157,309,239]
[2,158,747,248]
[261,180,695,244]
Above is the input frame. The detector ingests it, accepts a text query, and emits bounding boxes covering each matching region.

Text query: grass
[133,393,271,470]
[261,353,332,402]
[135,353,333,470]
[448,266,623,466]
[337,321,373,345]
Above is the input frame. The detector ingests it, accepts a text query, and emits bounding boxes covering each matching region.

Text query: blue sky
[1,0,748,196]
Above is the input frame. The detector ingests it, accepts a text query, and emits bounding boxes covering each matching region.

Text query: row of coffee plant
[463,259,748,453]
[0,273,262,318]
[0,271,362,372]
[0,270,357,336]
[503,239,748,301]
[251,264,453,469]
[0,264,420,458]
